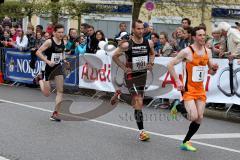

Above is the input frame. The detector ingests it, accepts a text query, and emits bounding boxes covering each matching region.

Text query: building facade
[6,0,240,37]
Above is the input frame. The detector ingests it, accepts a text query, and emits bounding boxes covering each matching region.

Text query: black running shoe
[50,111,61,122]
[33,72,43,85]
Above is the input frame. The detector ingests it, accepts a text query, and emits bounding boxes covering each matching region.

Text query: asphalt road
[0,84,240,160]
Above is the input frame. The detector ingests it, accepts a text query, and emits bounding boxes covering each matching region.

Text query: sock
[134,109,144,130]
[176,101,188,119]
[183,121,200,143]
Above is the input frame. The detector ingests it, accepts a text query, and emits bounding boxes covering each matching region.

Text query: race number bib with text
[51,53,63,64]
[132,56,148,71]
[192,66,205,82]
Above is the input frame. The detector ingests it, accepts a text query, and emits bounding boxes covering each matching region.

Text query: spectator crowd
[0,15,240,113]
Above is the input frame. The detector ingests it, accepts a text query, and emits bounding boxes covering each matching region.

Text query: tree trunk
[132,2,141,22]
[28,14,32,23]
[51,12,58,25]
[77,14,81,35]
[201,0,206,23]
[132,1,144,22]
[51,0,60,25]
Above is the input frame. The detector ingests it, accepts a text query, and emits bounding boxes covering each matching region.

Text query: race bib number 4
[51,53,63,64]
[132,56,148,71]
[192,66,205,82]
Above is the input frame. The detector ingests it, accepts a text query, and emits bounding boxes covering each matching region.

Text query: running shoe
[33,72,43,85]
[139,130,150,141]
[50,111,61,122]
[180,141,197,152]
[170,100,179,120]
[110,90,121,105]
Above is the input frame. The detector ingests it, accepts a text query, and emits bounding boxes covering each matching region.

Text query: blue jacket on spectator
[144,32,152,41]
[154,40,162,55]
[66,39,76,55]
[75,43,86,55]
[177,38,187,51]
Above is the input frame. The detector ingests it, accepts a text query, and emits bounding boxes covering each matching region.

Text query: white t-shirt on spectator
[16,35,28,48]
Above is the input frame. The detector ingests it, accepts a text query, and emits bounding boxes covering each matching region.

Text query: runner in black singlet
[36,24,69,122]
[112,20,155,141]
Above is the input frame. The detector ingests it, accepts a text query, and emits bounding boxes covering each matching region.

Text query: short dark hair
[53,24,64,32]
[182,18,191,26]
[87,25,94,30]
[192,26,205,37]
[119,22,127,27]
[151,32,159,39]
[36,25,43,30]
[186,27,193,35]
[132,19,143,29]
[81,23,90,28]
[199,23,206,31]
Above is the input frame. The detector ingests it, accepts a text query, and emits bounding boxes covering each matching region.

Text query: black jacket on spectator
[26,33,36,50]
[35,38,45,49]
[0,35,10,47]
[86,33,98,53]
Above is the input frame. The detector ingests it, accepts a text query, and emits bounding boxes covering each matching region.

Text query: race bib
[192,66,205,82]
[132,56,148,71]
[51,53,63,64]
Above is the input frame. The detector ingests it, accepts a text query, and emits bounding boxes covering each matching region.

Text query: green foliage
[63,1,93,18]
[0,1,52,19]
[0,0,144,23]
[0,1,24,19]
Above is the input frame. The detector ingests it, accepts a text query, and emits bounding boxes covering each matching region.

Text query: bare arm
[36,39,51,64]
[167,49,188,83]
[207,48,219,75]
[207,48,214,68]
[112,41,129,73]
[148,40,155,65]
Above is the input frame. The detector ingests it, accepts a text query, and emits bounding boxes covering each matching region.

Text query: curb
[34,87,240,123]
[204,109,240,123]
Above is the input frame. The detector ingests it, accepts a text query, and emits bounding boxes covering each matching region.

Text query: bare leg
[195,100,206,124]
[184,100,198,122]
[54,75,64,112]
[132,94,143,110]
[39,80,51,97]
[182,99,202,148]
[132,94,149,141]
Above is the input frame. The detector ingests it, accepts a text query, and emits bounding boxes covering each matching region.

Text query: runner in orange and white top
[182,44,209,102]
[167,26,219,152]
